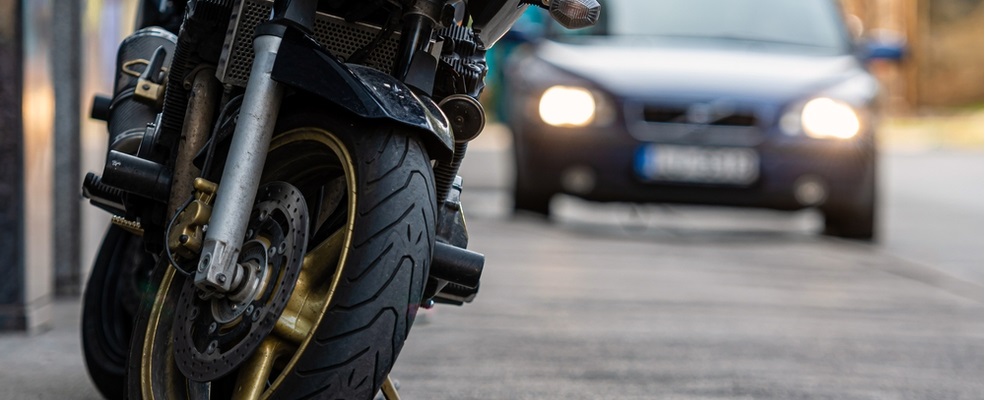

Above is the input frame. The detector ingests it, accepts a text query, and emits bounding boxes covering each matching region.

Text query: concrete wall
[22,0,56,333]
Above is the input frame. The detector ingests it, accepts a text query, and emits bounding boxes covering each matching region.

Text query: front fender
[271,28,454,160]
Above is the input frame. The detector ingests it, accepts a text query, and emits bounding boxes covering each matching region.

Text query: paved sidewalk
[0,301,102,400]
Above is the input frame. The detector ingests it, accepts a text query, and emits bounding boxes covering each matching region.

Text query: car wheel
[823,202,874,240]
[510,128,554,218]
[823,166,876,241]
[513,182,554,218]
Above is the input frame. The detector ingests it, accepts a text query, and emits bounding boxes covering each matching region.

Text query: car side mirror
[861,30,907,62]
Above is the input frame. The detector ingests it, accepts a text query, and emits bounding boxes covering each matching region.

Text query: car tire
[823,165,876,241]
[510,126,555,218]
[513,183,554,218]
[823,201,874,240]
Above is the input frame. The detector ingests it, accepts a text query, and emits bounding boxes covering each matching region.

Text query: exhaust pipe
[427,241,484,305]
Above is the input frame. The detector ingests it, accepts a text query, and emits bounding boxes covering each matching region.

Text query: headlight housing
[538,86,598,127]
[782,97,862,140]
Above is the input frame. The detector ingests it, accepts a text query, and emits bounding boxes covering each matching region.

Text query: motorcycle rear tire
[128,106,435,400]
[82,225,152,400]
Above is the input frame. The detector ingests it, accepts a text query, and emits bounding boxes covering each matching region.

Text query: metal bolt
[422,299,436,309]
[252,309,262,321]
[259,210,268,220]
[245,305,254,316]
[198,255,211,273]
[179,234,189,244]
[245,229,253,239]
[206,341,217,354]
[202,224,208,232]
[209,322,218,334]
[278,242,287,255]
[268,246,277,257]
[142,83,151,90]
[217,273,227,284]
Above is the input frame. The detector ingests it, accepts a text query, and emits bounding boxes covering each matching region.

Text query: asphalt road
[389,144,983,399]
[0,144,980,399]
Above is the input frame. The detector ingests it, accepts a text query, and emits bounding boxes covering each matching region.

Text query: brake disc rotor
[173,181,308,381]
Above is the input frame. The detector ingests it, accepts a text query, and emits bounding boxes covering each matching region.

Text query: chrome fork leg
[195,34,284,293]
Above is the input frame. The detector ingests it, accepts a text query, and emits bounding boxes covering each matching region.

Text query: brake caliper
[168,178,218,265]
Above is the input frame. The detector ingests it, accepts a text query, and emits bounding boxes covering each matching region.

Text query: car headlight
[538,86,597,127]
[799,97,861,139]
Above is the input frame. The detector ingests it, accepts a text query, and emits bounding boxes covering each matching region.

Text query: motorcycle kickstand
[381,375,401,400]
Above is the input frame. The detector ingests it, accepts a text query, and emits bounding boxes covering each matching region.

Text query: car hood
[534,40,865,103]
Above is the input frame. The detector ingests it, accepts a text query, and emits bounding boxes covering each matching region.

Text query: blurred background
[0,0,981,398]
[2,0,141,331]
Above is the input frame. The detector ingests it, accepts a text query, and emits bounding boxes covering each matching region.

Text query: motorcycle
[80,0,598,398]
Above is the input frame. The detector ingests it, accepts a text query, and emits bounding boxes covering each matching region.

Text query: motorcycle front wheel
[128,106,436,399]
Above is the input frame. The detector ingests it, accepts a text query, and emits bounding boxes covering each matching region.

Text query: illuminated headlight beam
[801,97,861,140]
[539,86,597,128]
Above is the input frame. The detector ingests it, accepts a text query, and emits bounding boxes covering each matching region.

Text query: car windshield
[550,0,852,54]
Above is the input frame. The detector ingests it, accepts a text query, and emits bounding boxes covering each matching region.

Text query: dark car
[503,0,902,239]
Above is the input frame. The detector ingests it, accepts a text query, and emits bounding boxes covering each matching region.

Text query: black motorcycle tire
[82,225,152,400]
[127,105,435,400]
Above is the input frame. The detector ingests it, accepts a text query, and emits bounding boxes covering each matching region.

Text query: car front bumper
[512,123,876,213]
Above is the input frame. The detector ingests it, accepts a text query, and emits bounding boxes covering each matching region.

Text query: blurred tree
[843,0,983,110]
[921,0,983,107]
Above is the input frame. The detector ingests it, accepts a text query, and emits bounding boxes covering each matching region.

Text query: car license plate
[635,145,759,185]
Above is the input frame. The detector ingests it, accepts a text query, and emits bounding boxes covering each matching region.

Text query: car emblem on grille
[686,100,737,125]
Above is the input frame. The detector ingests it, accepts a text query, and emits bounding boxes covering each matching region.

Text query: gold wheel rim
[140,127,359,399]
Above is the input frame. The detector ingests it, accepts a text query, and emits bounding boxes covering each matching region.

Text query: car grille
[626,102,765,146]
[642,105,758,126]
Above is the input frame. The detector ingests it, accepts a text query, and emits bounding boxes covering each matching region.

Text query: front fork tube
[168,67,220,218]
[195,34,285,293]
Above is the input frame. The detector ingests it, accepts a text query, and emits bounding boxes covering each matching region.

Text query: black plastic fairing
[270,27,454,160]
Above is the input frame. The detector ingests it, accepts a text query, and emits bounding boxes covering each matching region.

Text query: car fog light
[561,166,596,195]
[794,175,828,206]
[539,86,597,128]
[801,98,861,139]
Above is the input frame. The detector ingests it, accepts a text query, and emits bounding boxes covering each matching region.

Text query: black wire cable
[348,8,400,65]
[201,94,244,179]
[164,195,196,275]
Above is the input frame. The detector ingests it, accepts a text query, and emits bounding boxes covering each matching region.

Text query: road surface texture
[393,211,981,399]
[0,135,980,399]
[387,131,983,399]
